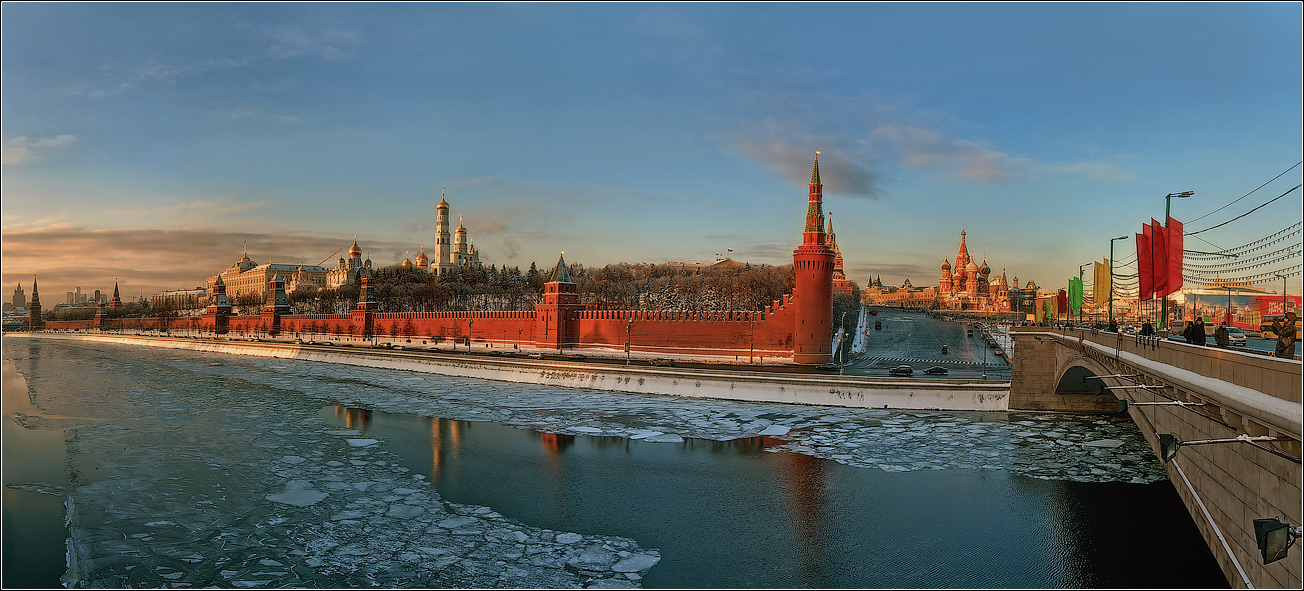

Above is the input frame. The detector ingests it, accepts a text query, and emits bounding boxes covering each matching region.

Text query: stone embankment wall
[13,333,1011,412]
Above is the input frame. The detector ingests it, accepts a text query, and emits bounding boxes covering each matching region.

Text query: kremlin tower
[28,276,42,330]
[792,151,836,365]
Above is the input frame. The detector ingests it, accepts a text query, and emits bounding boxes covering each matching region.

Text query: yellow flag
[1093,259,1111,306]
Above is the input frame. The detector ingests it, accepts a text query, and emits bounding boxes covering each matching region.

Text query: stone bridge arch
[1011,332,1119,412]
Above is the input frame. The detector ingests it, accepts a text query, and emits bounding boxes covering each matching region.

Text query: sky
[3,2,1301,303]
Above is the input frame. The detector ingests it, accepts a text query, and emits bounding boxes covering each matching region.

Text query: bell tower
[792,151,836,365]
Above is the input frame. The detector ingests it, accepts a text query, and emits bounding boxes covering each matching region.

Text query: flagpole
[1163,191,1194,332]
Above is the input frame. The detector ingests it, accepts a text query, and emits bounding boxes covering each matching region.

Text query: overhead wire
[1186,162,1302,224]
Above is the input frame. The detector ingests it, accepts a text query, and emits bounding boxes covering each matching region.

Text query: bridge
[1010,326,1301,589]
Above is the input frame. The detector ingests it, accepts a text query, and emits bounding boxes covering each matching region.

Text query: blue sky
[3,2,1301,300]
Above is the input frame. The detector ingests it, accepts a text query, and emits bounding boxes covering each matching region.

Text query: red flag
[1057,289,1068,315]
[1151,219,1168,298]
[1137,229,1152,301]
[1167,218,1184,295]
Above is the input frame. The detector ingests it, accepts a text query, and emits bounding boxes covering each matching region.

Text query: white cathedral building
[416,188,480,275]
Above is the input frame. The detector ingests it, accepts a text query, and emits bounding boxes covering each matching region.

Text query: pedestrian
[1273,312,1298,358]
[1214,322,1229,348]
[1109,318,1119,333]
[1192,317,1207,346]
[1141,322,1154,336]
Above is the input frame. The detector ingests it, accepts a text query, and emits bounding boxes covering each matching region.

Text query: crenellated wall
[40,299,800,360]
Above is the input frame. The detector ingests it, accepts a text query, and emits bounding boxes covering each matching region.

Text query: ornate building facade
[208,244,329,303]
[936,229,1012,311]
[326,238,373,288]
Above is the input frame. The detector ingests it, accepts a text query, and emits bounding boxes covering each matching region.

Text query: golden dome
[349,236,363,257]
[415,245,428,267]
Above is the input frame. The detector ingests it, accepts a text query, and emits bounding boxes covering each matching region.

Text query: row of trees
[77,260,859,324]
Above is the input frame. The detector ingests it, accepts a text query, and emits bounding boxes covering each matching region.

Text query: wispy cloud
[2,134,77,166]
[870,124,1031,183]
[259,27,363,60]
[77,25,362,99]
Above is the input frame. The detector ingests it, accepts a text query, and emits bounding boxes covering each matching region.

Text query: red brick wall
[42,296,800,359]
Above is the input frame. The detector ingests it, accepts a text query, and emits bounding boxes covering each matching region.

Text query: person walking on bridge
[1214,322,1230,348]
[1272,311,1298,358]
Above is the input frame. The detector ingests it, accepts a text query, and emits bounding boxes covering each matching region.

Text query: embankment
[7,333,1011,411]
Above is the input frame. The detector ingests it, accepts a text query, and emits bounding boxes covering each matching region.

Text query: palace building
[208,244,329,303]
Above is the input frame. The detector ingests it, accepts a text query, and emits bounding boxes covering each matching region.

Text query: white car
[1226,327,1247,346]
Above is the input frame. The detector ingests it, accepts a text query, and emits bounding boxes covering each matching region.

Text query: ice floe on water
[9,340,1166,588]
[175,352,1167,485]
[10,342,662,588]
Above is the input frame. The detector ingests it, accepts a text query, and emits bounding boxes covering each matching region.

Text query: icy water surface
[2,337,1227,588]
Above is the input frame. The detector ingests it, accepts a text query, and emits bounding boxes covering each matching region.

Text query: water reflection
[2,356,71,589]
[321,405,1226,589]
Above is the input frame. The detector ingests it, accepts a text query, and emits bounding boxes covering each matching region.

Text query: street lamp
[1079,262,1091,325]
[838,311,847,375]
[1161,191,1194,330]
[1109,235,1127,328]
[1276,273,1288,315]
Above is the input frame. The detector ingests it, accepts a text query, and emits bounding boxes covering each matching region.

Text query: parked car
[818,362,841,370]
[888,365,914,376]
[924,366,948,375]
[1226,327,1247,346]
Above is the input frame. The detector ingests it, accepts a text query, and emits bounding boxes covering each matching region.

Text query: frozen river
[2,337,1227,588]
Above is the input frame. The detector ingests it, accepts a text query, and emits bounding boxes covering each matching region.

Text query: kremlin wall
[29,155,838,364]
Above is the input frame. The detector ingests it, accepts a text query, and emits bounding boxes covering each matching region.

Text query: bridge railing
[1014,325,1302,438]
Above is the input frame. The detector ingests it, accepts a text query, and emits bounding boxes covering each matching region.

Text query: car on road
[888,364,913,376]
[923,366,948,375]
[528,352,546,359]
[1226,327,1247,346]
[818,362,841,370]
[649,357,675,367]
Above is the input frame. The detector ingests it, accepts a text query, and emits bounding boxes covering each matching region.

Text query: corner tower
[792,151,836,365]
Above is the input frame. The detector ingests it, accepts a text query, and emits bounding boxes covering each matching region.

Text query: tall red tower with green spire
[792,151,835,364]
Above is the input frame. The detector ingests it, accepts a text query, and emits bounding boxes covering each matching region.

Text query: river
[1,336,1227,588]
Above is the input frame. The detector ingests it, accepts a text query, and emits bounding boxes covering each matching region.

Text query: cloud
[0,226,413,297]
[3,134,78,166]
[737,139,883,198]
[260,27,363,60]
[871,124,1031,183]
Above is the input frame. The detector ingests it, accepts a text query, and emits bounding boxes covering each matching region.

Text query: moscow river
[1,325,1228,588]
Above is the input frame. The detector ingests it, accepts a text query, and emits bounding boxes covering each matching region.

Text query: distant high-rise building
[12,283,26,309]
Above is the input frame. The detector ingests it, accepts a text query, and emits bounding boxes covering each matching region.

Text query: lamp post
[1109,235,1127,326]
[1161,191,1194,330]
[1276,273,1288,315]
[1079,262,1091,326]
[838,311,847,375]
[1225,285,1234,326]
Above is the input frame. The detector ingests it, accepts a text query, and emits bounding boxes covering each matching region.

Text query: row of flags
[1059,260,1112,317]
[1137,218,1184,301]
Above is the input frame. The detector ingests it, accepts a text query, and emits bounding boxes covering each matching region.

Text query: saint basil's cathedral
[937,229,1014,311]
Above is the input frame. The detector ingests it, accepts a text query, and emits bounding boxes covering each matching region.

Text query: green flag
[1069,277,1083,316]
